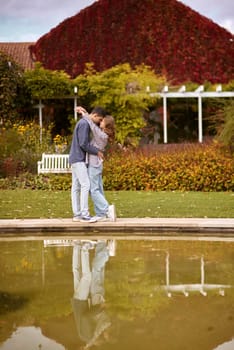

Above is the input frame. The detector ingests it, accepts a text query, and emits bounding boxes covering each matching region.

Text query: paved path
[0,218,233,237]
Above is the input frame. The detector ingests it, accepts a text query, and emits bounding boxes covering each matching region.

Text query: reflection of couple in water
[71,240,115,349]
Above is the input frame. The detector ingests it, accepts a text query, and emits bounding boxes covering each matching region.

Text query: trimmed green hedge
[0,143,233,192]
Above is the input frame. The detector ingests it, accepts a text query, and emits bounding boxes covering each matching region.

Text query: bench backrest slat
[38,154,71,174]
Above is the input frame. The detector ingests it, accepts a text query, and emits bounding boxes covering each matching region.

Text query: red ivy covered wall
[30,0,234,84]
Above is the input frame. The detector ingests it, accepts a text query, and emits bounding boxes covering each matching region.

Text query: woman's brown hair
[102,115,115,143]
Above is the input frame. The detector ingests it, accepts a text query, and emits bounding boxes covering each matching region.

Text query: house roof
[0,42,35,70]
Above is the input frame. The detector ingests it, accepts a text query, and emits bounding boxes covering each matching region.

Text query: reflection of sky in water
[0,326,64,350]
[214,339,234,350]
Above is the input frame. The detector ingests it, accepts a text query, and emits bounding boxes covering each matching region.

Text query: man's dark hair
[91,106,107,117]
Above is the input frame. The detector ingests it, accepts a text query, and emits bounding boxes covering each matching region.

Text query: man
[69,106,106,222]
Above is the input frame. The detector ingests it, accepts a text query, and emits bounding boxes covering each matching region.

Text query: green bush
[0,52,26,123]
[0,121,54,177]
[0,127,23,177]
[0,173,71,190]
[217,100,234,151]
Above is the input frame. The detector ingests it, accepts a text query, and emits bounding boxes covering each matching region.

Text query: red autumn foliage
[30,0,234,84]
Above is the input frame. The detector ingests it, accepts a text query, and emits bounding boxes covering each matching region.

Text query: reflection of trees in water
[0,240,73,325]
[0,291,30,344]
[105,248,169,321]
[0,291,28,315]
[105,240,234,321]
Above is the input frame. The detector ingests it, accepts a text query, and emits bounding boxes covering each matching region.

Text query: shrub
[0,52,26,123]
[0,142,232,192]
[0,121,54,177]
[103,142,233,192]
[0,127,23,177]
[207,99,234,153]
[217,100,234,151]
[0,173,71,190]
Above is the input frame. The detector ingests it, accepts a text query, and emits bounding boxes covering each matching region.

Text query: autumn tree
[74,63,166,145]
[24,62,72,99]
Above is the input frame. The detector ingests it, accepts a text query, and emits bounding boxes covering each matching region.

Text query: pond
[0,237,233,350]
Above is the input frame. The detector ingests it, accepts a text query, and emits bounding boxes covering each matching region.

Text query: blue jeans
[88,165,109,217]
[72,244,91,300]
[90,241,109,304]
[71,162,90,217]
[72,241,109,303]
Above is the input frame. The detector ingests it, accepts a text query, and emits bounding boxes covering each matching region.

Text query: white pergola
[34,85,234,144]
[149,85,234,143]
[162,252,230,298]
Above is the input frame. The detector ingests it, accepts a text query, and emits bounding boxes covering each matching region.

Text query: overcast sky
[0,0,233,42]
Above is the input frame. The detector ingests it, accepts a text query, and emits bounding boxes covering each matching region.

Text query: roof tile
[0,42,35,70]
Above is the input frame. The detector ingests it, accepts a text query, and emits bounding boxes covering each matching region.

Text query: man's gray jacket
[69,118,99,164]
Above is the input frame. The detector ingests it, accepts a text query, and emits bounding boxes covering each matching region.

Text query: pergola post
[165,252,171,297]
[200,256,207,296]
[198,95,203,143]
[163,95,168,143]
[196,85,204,143]
[162,86,168,144]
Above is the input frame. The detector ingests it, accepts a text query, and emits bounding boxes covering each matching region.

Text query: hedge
[0,143,233,192]
[103,143,233,192]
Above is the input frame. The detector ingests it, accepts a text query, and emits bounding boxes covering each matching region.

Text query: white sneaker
[108,240,116,256]
[82,242,94,251]
[81,239,97,245]
[94,216,109,222]
[72,216,82,222]
[80,215,97,223]
[108,204,116,222]
[81,240,96,250]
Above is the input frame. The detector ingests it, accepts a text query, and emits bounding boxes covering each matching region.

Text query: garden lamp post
[74,86,78,121]
[34,100,44,143]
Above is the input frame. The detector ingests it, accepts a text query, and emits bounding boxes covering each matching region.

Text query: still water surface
[0,238,233,350]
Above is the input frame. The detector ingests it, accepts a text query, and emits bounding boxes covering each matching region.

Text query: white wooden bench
[37,153,71,174]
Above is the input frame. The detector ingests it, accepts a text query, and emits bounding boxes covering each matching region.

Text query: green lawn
[0,190,233,219]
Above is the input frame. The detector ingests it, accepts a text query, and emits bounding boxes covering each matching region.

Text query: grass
[0,190,233,219]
